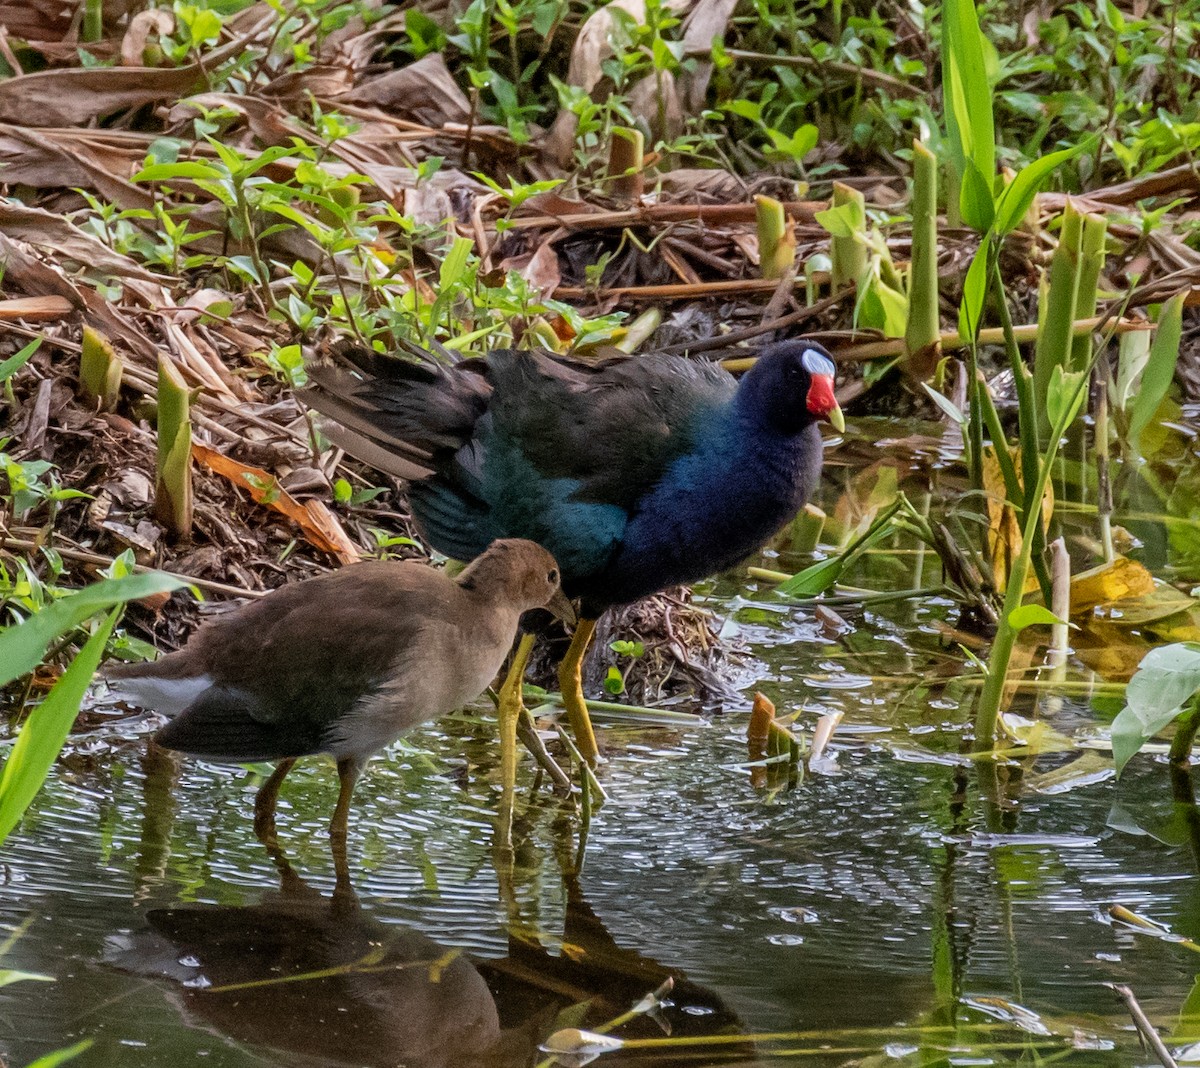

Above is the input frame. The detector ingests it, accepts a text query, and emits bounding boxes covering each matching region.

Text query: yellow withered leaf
[1069,557,1155,615]
[984,445,1052,593]
[1094,585,1198,627]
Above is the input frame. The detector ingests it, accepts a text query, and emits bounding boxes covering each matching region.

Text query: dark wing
[153,685,326,762]
[302,342,736,578]
[152,565,440,761]
[483,349,736,508]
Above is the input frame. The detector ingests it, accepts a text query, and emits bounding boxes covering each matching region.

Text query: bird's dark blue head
[734,340,844,436]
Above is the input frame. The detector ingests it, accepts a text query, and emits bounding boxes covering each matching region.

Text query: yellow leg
[497,632,536,853]
[557,618,600,767]
[329,757,361,884]
[253,757,297,841]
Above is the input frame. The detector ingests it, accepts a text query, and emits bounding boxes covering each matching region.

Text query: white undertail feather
[103,674,213,717]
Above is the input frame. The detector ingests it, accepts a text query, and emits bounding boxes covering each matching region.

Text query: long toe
[558,619,601,766]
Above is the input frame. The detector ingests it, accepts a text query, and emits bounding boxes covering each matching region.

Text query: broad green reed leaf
[0,572,185,688]
[1046,366,1088,430]
[777,499,903,596]
[992,138,1098,236]
[921,382,967,424]
[1130,290,1185,446]
[957,241,990,343]
[960,158,995,233]
[942,0,995,231]
[0,609,117,845]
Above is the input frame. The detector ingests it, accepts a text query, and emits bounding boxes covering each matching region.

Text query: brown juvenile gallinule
[303,340,843,768]
[105,538,570,848]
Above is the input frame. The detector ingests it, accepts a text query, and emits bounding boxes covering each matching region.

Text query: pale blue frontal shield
[802,348,836,377]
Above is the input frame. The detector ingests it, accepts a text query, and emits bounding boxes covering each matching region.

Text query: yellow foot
[497,632,536,853]
[557,618,600,767]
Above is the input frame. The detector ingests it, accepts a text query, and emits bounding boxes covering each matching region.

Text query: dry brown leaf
[515,238,563,301]
[192,444,359,564]
[0,296,74,321]
[0,1,73,43]
[121,9,173,67]
[338,53,471,126]
[1069,557,1155,615]
[679,0,740,112]
[0,125,157,212]
[0,201,164,282]
[542,0,694,166]
[0,232,160,363]
[0,36,248,126]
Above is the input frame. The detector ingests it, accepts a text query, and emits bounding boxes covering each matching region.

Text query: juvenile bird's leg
[254,757,297,841]
[557,618,600,767]
[497,632,536,852]
[329,757,361,881]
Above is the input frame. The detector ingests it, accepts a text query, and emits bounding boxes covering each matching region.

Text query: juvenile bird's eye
[548,568,559,584]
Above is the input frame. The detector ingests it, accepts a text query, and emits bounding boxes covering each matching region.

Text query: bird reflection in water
[108,845,748,1068]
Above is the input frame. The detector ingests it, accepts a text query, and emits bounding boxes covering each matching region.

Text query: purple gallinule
[304,340,842,766]
[105,538,570,848]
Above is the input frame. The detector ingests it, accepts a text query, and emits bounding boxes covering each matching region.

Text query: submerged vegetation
[2,0,1200,1063]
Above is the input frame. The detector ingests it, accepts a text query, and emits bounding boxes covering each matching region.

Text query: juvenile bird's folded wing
[154,685,327,762]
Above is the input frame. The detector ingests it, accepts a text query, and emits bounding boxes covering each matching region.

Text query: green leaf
[1129,291,1185,446]
[957,240,990,343]
[1046,365,1088,432]
[959,158,995,233]
[1111,704,1154,777]
[134,161,225,183]
[993,138,1097,236]
[1126,643,1200,722]
[942,0,995,231]
[439,236,474,291]
[0,338,41,383]
[1007,604,1065,632]
[603,665,624,695]
[777,499,902,596]
[25,1040,94,1068]
[0,572,185,688]
[776,555,844,597]
[0,968,53,988]
[814,202,860,239]
[1112,642,1200,776]
[921,383,967,425]
[0,610,118,844]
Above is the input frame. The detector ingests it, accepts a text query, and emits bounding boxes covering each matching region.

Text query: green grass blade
[1129,290,1185,446]
[0,572,185,688]
[25,1040,94,1068]
[942,0,995,231]
[0,610,119,845]
[0,338,41,383]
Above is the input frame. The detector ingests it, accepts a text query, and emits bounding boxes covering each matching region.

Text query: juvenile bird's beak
[546,588,578,626]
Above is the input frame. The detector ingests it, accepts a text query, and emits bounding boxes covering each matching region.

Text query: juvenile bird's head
[459,538,575,622]
[737,340,844,436]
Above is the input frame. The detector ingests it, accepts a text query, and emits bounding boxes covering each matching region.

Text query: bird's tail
[300,338,490,485]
